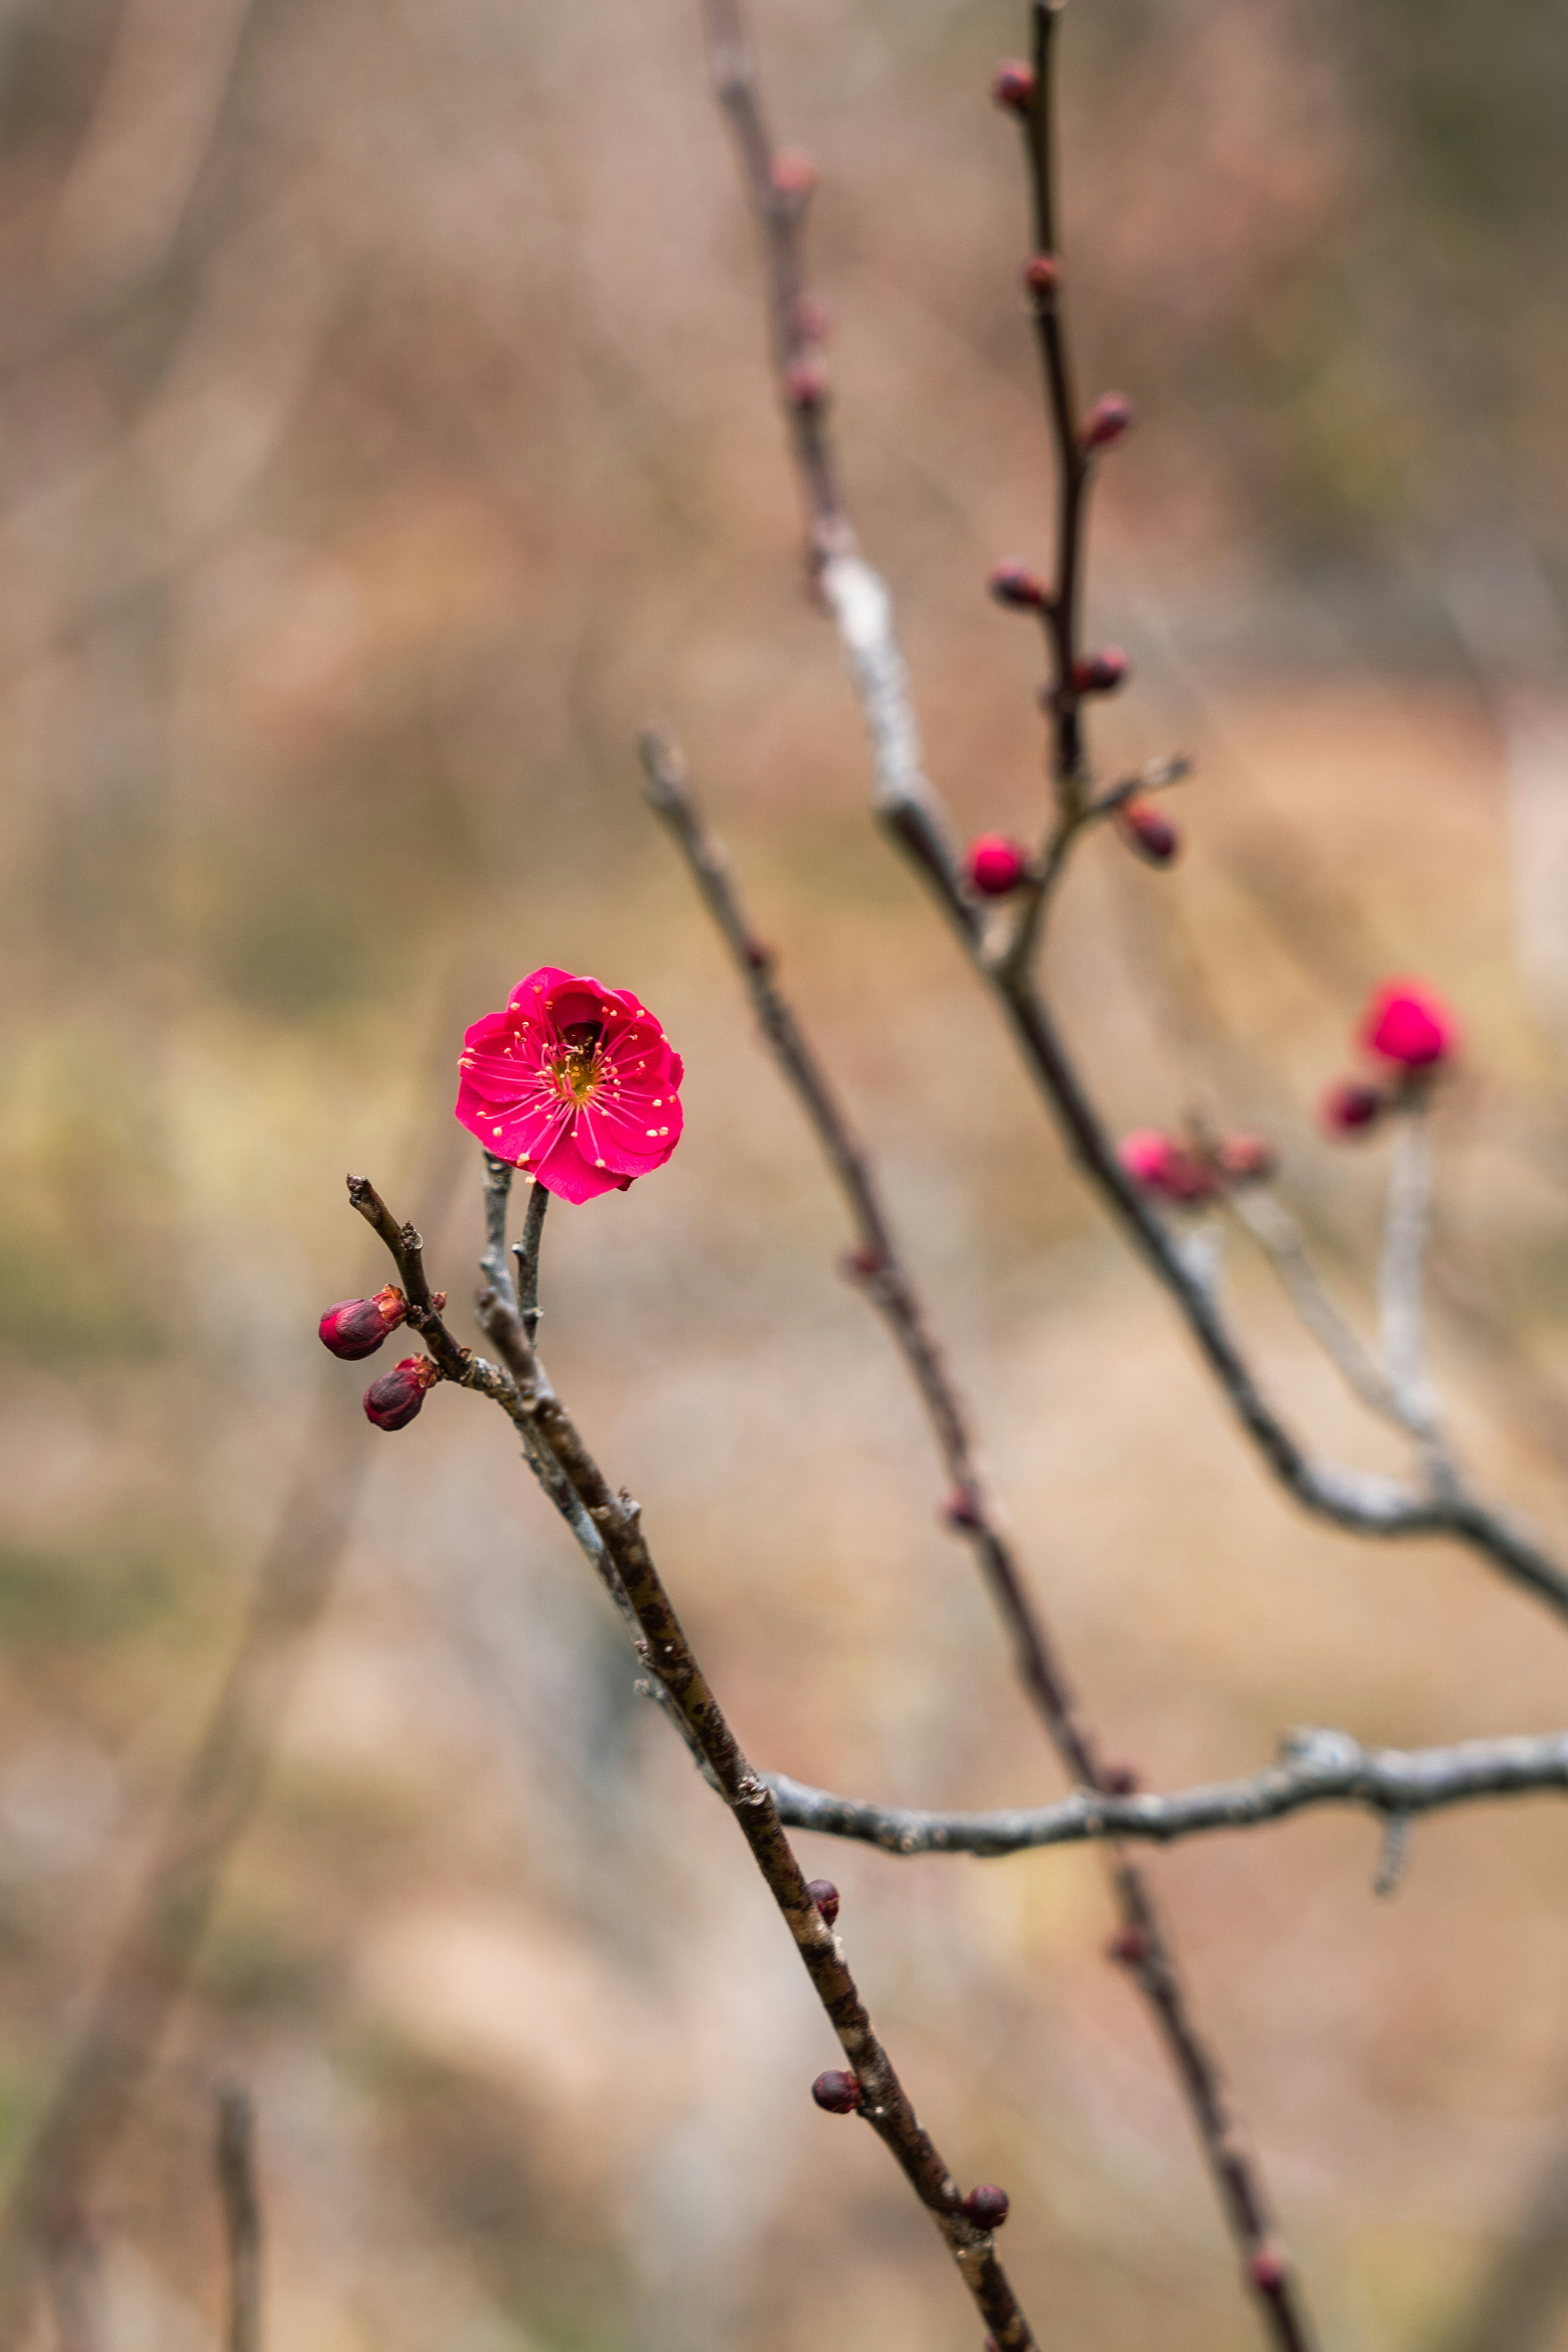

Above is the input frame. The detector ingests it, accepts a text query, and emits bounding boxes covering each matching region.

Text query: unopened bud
[784,358,829,412]
[991,60,1035,114]
[1248,2247,1289,2293]
[1023,252,1060,296]
[1082,391,1134,449]
[363,1355,439,1431]
[841,1245,884,1282]
[964,834,1030,897]
[1321,1079,1384,1137]
[771,147,816,202]
[811,2069,862,2115]
[1107,1927,1148,1967]
[964,2184,1011,2229]
[1361,978,1459,1072]
[1216,1131,1274,1185]
[1101,1763,1140,1796]
[319,1285,408,1361]
[1117,797,1176,864]
[744,938,773,973]
[943,1485,983,1531]
[1117,1128,1214,1206]
[988,560,1048,611]
[1072,647,1129,695]
[807,1877,840,1926]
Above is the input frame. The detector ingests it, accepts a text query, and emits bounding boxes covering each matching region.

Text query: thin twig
[215,2084,262,2352]
[764,1726,1568,1857]
[1227,1186,1404,1426]
[1379,1103,1457,1494]
[642,723,1312,2347]
[356,1184,1042,2351]
[513,1181,549,1345]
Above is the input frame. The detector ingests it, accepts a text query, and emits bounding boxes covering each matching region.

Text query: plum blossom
[455,966,684,1205]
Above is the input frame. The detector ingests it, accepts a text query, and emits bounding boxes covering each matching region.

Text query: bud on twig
[1117,1129,1215,1206]
[1082,391,1134,450]
[784,359,829,412]
[841,1244,884,1282]
[318,1285,408,1360]
[964,834,1030,897]
[1107,1927,1148,1967]
[991,60,1035,114]
[1101,1762,1140,1796]
[811,2069,862,2114]
[988,561,1048,611]
[807,1877,840,1926]
[943,1484,983,1530]
[964,2184,1011,2229]
[1072,647,1129,696]
[770,147,817,203]
[1360,978,1459,1072]
[1321,1080,1384,1138]
[1216,1132,1275,1185]
[1022,253,1060,296]
[1249,2247,1289,2292]
[1116,797,1177,865]
[363,1355,440,1431]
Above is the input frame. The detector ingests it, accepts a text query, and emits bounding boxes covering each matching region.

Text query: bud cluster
[1117,1126,1274,1209]
[1320,979,1459,1141]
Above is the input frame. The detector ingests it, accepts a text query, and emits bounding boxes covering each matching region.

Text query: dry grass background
[4,0,1568,2346]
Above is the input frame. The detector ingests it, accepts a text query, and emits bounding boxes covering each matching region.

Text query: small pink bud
[1216,1132,1274,1185]
[807,1878,840,1926]
[811,2069,862,2115]
[1107,1927,1148,1967]
[1082,391,1134,449]
[1117,1129,1214,1206]
[988,561,1048,611]
[1248,2248,1289,2293]
[363,1355,439,1431]
[1117,797,1177,865]
[770,147,816,201]
[744,939,773,973]
[318,1285,408,1361]
[943,1485,983,1531]
[1361,979,1458,1072]
[1321,1079,1384,1137]
[1101,1763,1140,1797]
[841,1245,884,1282]
[784,359,829,412]
[991,60,1035,114]
[965,834,1030,896]
[964,2184,1011,2230]
[1072,646,1129,695]
[1022,252,1060,296]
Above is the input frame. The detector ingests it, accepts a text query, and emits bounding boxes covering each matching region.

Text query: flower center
[552,1020,605,1105]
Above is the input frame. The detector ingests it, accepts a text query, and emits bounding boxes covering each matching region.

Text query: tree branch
[642,722,1311,2348]
[215,2085,262,2352]
[765,1726,1568,1857]
[356,1180,1043,2352]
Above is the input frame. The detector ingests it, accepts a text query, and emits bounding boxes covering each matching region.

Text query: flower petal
[536,1124,628,1204]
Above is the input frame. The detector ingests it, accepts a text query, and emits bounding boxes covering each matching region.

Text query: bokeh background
[4,0,1568,2346]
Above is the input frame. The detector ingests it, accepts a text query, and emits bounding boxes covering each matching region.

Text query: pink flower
[1361,979,1458,1071]
[1118,1127,1214,1205]
[965,834,1030,896]
[455,966,684,1205]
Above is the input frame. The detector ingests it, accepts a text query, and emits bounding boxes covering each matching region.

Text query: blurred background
[4,0,1568,2346]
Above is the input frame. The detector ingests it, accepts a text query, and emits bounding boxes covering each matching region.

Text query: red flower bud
[744,938,773,973]
[1361,978,1458,1072]
[1083,391,1134,449]
[770,147,816,201]
[1072,647,1129,695]
[1117,1128,1215,1206]
[1116,797,1176,865]
[965,834,1030,896]
[1023,253,1060,296]
[964,2184,1011,2229]
[363,1355,440,1431]
[811,2069,862,2115]
[841,1245,884,1282]
[1248,2248,1289,2293]
[807,1878,840,1926]
[784,359,829,412]
[1216,1131,1274,1185]
[943,1484,983,1530]
[1107,1927,1148,1967]
[988,560,1048,611]
[1101,1763,1140,1796]
[1321,1080,1384,1137]
[318,1285,408,1360]
[991,60,1035,114]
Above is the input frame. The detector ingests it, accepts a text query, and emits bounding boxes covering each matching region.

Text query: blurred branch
[215,2085,262,2352]
[1227,1186,1405,1425]
[42,2208,102,2352]
[1379,1105,1457,1494]
[766,1726,1568,1857]
[704,0,1568,1632]
[356,1182,1042,2352]
[642,722,1312,2346]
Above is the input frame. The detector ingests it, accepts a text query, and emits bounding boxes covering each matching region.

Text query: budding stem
[514,1180,550,1344]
